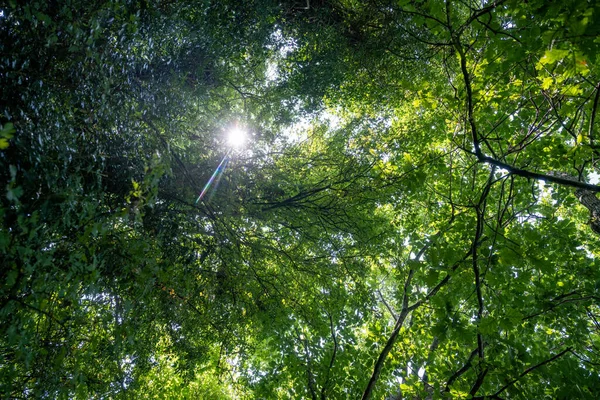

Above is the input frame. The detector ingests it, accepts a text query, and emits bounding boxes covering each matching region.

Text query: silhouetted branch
[445,348,479,391]
[473,348,572,399]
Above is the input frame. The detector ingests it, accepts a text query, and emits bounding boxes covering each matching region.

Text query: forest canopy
[1,0,600,398]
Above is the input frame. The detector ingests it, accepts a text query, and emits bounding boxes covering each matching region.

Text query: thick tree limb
[480,156,600,192]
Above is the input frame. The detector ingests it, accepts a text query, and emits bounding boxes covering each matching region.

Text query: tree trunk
[575,189,600,235]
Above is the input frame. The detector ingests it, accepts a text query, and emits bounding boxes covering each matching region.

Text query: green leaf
[6,185,23,202]
[538,49,569,68]
[1,122,15,138]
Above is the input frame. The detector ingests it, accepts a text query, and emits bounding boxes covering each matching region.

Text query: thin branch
[422,336,439,385]
[453,30,600,192]
[320,313,338,400]
[377,289,397,320]
[398,8,448,29]
[361,246,476,400]
[9,297,66,327]
[474,348,572,399]
[569,349,600,366]
[522,294,599,321]
[143,117,203,191]
[445,348,479,391]
[472,168,496,366]
[589,81,600,148]
[362,253,422,400]
[408,242,482,313]
[361,211,474,399]
[469,368,489,397]
[361,306,410,400]
[302,336,318,400]
[474,14,520,43]
[457,0,509,37]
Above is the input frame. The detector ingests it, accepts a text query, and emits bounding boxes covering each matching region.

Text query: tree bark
[552,172,600,235]
[575,188,600,234]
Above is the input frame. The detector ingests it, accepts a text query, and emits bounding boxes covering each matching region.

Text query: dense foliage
[1,0,600,398]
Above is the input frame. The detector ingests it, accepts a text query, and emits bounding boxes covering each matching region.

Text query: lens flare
[195,127,248,204]
[195,152,230,204]
[227,127,246,148]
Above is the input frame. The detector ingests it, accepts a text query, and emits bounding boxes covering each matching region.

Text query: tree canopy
[1,0,600,398]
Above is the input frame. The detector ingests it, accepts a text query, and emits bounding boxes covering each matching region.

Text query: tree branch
[143,117,203,191]
[362,242,476,400]
[452,23,600,192]
[320,312,338,400]
[480,156,600,192]
[474,347,572,399]
[9,296,66,327]
[472,168,496,364]
[361,308,410,400]
[469,368,489,397]
[522,293,599,321]
[457,0,509,37]
[445,348,479,391]
[377,288,397,320]
[362,260,418,400]
[302,335,318,400]
[589,81,600,148]
[408,244,480,313]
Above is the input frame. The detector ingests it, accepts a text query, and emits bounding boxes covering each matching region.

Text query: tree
[1,0,600,398]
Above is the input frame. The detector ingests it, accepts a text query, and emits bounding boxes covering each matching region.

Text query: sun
[227,127,247,148]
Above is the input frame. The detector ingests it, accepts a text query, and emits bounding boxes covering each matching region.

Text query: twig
[377,289,397,320]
